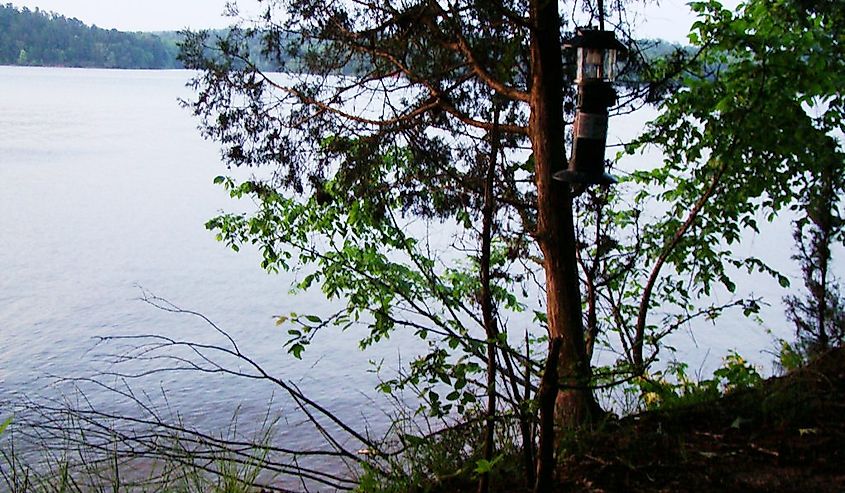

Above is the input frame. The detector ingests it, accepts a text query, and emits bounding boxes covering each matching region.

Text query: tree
[180,0,845,488]
[785,151,845,356]
[179,0,643,488]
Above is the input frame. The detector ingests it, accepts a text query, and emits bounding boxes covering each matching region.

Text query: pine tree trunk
[528,0,600,489]
[528,0,597,425]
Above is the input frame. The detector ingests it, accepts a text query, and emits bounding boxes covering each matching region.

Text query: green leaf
[290,343,305,359]
[473,455,503,474]
[688,32,700,45]
[0,416,11,435]
[402,434,425,447]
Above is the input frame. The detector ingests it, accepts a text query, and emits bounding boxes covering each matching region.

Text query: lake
[0,66,832,452]
[0,67,415,451]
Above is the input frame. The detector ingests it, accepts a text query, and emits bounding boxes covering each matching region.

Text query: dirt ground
[557,347,845,492]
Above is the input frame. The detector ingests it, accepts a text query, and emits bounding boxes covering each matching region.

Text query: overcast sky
[11,0,240,31]
[10,0,739,43]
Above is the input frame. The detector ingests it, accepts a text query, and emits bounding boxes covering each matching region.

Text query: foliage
[356,424,481,493]
[633,352,762,410]
[207,165,505,419]
[578,0,845,379]
[179,0,583,452]
[776,339,806,373]
[355,414,521,493]
[1,438,272,493]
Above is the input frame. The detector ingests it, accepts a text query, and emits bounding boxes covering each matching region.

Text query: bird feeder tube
[555,28,626,186]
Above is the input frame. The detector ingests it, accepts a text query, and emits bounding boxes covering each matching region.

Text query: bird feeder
[554,27,626,185]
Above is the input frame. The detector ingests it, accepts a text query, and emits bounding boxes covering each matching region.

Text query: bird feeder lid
[564,28,627,53]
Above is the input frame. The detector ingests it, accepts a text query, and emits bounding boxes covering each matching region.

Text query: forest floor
[557,346,845,492]
[435,347,844,492]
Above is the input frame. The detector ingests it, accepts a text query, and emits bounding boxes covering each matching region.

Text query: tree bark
[534,336,561,493]
[528,0,598,427]
[528,0,600,490]
[477,106,500,493]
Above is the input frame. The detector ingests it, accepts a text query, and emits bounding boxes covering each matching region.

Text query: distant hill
[0,4,180,68]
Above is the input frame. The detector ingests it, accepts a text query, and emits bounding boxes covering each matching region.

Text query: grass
[0,409,283,493]
[0,437,274,493]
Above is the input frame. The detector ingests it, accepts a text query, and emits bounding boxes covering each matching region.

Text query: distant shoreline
[0,63,185,71]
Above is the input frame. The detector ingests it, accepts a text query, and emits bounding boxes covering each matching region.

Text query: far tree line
[0,4,179,68]
[0,3,685,72]
[0,4,295,70]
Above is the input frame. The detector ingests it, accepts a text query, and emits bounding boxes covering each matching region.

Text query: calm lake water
[0,67,410,449]
[0,66,834,443]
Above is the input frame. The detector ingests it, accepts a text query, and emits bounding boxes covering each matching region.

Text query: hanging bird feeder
[554,27,626,185]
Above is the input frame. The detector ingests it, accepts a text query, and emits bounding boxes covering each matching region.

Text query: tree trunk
[477,106,500,493]
[534,336,561,493]
[814,163,834,351]
[528,0,598,427]
[528,0,600,490]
